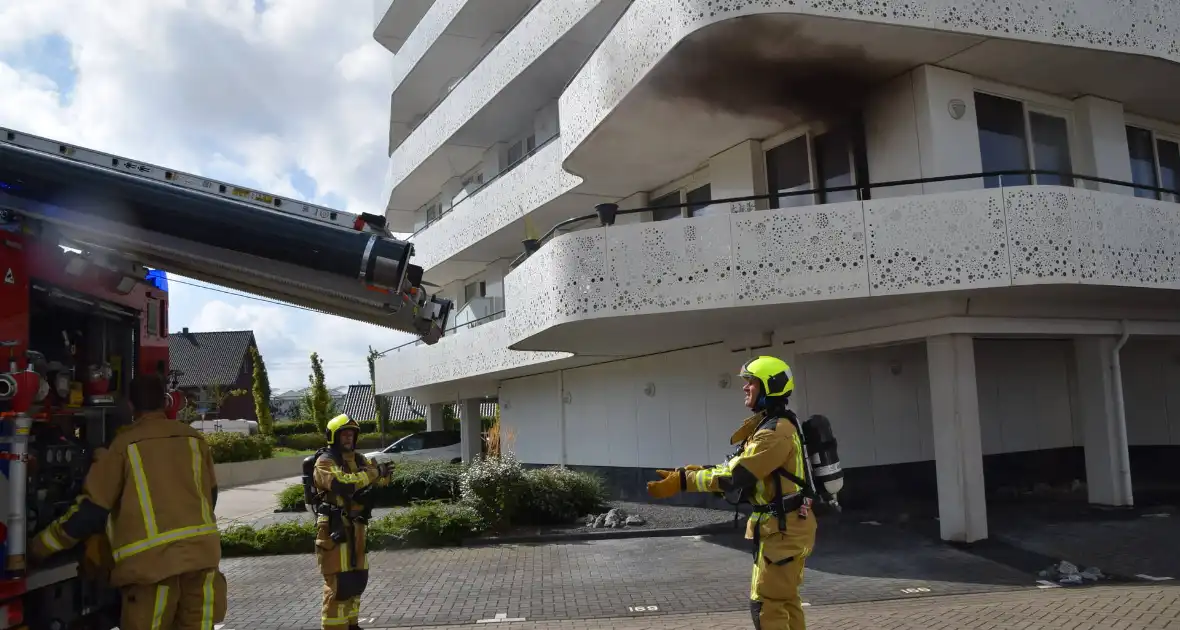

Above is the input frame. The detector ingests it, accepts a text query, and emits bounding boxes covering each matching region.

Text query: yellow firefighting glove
[647,468,685,499]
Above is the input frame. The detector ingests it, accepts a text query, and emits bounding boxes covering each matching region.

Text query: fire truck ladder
[0,127,451,344]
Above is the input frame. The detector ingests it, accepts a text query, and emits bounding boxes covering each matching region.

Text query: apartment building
[372,0,1180,542]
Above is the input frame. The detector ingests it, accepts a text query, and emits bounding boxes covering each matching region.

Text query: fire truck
[0,127,452,628]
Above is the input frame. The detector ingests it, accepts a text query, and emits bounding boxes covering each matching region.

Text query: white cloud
[0,0,417,390]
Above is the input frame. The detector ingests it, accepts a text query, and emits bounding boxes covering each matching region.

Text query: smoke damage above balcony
[647,16,891,124]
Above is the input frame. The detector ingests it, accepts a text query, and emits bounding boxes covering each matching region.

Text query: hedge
[277,432,403,452]
[272,419,426,437]
[220,500,485,557]
[230,455,609,556]
[203,433,274,464]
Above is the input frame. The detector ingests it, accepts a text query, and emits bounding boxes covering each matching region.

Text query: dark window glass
[1126,126,1159,199]
[975,92,1030,187]
[1156,138,1179,201]
[1028,112,1072,186]
[650,191,682,221]
[686,184,712,216]
[766,136,811,208]
[814,128,857,203]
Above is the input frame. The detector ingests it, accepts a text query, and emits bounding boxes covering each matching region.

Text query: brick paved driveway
[345,584,1180,630]
[218,520,1041,629]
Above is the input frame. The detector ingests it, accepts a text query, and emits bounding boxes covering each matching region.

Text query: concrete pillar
[1072,96,1134,195]
[426,402,447,431]
[926,334,988,543]
[709,139,769,211]
[461,399,484,462]
[1072,337,1134,506]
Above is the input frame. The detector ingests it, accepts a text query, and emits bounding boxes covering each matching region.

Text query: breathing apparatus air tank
[802,414,844,508]
[301,451,323,513]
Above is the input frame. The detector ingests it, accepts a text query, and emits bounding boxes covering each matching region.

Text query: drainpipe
[1110,320,1133,505]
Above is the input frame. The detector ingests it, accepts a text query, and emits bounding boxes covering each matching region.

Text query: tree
[204,385,247,420]
[367,346,387,441]
[250,345,274,434]
[309,352,331,432]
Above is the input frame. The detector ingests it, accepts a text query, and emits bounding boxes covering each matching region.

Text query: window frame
[646,167,711,222]
[973,86,1080,188]
[1123,116,1180,202]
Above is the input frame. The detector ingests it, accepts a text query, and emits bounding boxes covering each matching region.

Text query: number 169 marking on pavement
[628,605,660,613]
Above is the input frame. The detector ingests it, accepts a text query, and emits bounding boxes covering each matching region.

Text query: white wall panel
[499,371,563,464]
[974,339,1076,455]
[1121,339,1180,446]
[500,337,1176,470]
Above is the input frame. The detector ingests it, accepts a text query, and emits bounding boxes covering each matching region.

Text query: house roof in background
[340,385,498,423]
[168,330,257,389]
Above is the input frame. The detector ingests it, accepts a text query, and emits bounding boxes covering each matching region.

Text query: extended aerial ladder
[0,127,452,343]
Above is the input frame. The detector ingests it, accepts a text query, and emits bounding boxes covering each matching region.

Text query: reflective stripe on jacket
[31,411,221,587]
[684,412,817,545]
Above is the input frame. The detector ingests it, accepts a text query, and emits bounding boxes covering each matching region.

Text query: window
[464,281,486,302]
[974,92,1073,188]
[685,184,712,217]
[145,299,159,336]
[649,191,683,222]
[1126,126,1180,201]
[766,136,813,208]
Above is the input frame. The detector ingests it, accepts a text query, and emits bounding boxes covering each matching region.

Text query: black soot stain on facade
[648,17,883,123]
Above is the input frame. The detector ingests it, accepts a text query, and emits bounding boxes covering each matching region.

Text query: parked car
[365,430,462,464]
[190,419,259,435]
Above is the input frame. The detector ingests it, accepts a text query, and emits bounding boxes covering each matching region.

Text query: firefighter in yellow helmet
[647,356,817,630]
[310,414,394,630]
[29,373,227,629]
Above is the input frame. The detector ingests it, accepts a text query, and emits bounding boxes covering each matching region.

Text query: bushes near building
[228,455,608,556]
[203,432,275,464]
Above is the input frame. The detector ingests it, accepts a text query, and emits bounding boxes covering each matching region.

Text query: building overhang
[504,184,1180,355]
[373,0,436,54]
[382,0,634,232]
[557,4,1180,196]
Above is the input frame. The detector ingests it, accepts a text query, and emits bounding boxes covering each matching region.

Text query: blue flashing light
[145,268,169,292]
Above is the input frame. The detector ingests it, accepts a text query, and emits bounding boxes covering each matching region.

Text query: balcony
[374,316,589,403]
[407,137,617,287]
[387,0,539,155]
[503,173,1180,356]
[381,0,633,232]
[373,0,435,54]
[557,0,1180,198]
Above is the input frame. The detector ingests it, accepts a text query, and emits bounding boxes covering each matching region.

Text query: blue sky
[0,0,415,391]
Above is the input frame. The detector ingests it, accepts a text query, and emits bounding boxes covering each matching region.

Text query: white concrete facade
[372,0,1180,539]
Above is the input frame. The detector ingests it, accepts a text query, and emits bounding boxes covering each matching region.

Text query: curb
[459,520,737,547]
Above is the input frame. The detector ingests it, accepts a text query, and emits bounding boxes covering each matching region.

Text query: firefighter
[646,356,817,630]
[311,414,394,630]
[29,373,227,630]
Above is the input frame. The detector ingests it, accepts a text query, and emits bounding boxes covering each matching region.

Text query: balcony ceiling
[373,0,436,54]
[385,0,633,219]
[388,0,538,152]
[561,12,1180,198]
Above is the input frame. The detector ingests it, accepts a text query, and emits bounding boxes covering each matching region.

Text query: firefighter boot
[749,533,808,630]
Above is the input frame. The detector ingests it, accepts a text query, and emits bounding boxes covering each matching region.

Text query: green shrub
[203,432,275,463]
[517,466,609,525]
[276,483,307,512]
[220,501,485,557]
[273,418,426,437]
[275,459,463,512]
[458,453,526,529]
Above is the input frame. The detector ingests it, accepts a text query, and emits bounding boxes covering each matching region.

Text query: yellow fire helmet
[325,414,361,445]
[738,355,794,398]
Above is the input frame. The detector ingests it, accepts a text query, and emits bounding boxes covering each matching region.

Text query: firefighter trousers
[322,570,370,629]
[749,532,809,630]
[119,568,228,630]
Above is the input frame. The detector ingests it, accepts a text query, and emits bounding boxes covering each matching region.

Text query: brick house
[168,328,259,421]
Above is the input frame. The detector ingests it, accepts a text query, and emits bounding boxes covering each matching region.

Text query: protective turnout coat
[31,411,223,586]
[684,411,817,630]
[312,449,390,574]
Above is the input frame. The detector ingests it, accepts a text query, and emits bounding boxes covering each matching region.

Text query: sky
[0,0,419,391]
